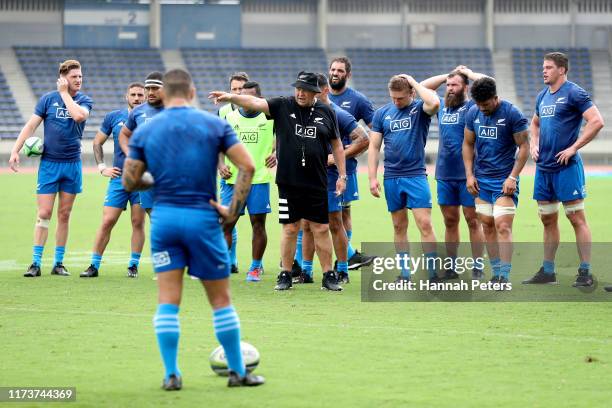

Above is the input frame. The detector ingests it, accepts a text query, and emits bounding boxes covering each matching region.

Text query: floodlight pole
[485,0,494,51]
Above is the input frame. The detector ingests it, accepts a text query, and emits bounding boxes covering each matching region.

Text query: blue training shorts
[220,182,271,215]
[37,159,82,194]
[140,190,154,210]
[150,206,230,280]
[104,177,140,209]
[533,161,586,202]
[477,176,519,206]
[437,179,475,207]
[383,176,432,212]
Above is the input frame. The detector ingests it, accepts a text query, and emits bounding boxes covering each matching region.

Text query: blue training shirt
[327,102,359,190]
[534,81,593,172]
[372,99,432,179]
[435,98,475,181]
[128,106,239,210]
[465,100,528,179]
[34,91,93,162]
[329,87,375,176]
[100,108,129,169]
[125,102,164,131]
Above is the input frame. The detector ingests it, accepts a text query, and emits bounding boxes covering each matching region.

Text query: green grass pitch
[1,173,611,407]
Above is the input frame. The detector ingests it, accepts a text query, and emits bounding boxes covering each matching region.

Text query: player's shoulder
[347,87,370,102]
[39,90,59,103]
[565,80,590,97]
[75,91,92,102]
[466,103,480,118]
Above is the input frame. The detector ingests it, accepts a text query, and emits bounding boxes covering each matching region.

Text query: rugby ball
[23,136,44,157]
[209,341,260,376]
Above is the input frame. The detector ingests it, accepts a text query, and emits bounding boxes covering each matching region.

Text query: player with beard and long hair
[421,66,487,280]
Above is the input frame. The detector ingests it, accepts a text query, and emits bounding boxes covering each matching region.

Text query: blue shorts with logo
[383,176,432,212]
[104,177,140,209]
[139,190,154,210]
[150,206,230,280]
[437,179,475,207]
[327,172,359,212]
[477,176,519,206]
[220,182,271,215]
[37,159,82,194]
[533,161,586,202]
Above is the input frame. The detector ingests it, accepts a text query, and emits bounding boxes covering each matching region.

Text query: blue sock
[154,303,181,380]
[542,260,555,275]
[250,259,262,270]
[490,258,501,277]
[337,261,348,274]
[500,261,511,280]
[213,305,245,377]
[346,230,356,259]
[398,252,411,278]
[91,253,102,270]
[230,228,238,267]
[295,230,303,267]
[54,246,65,265]
[579,261,591,274]
[129,252,141,268]
[32,245,44,267]
[302,260,313,277]
[425,251,438,279]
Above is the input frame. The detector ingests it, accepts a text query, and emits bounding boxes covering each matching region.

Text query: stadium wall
[0,11,62,47]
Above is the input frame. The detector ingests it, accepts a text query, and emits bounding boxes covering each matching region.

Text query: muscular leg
[92,206,123,254]
[301,221,315,277]
[494,196,515,279]
[538,200,560,266]
[476,198,499,277]
[130,204,146,255]
[391,209,411,277]
[463,206,485,261]
[329,211,348,263]
[564,199,591,267]
[303,220,333,272]
[155,269,184,382]
[249,213,267,262]
[440,205,460,258]
[55,191,77,248]
[413,208,438,278]
[34,193,56,246]
[280,222,301,271]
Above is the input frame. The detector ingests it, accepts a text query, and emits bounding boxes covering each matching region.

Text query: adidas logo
[266,204,271,209]
[353,192,358,197]
[52,102,60,107]
[384,115,392,120]
[573,190,579,195]
[474,118,480,123]
[290,113,296,119]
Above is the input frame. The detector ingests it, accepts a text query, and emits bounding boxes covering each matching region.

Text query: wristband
[98,163,107,173]
[508,175,518,182]
[339,175,348,181]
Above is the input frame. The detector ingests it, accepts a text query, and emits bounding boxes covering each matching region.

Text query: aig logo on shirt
[540,105,556,118]
[295,124,317,138]
[240,131,259,143]
[478,126,498,139]
[441,113,459,125]
[55,108,72,119]
[389,118,411,132]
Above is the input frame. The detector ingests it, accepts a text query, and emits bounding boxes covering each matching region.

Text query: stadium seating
[14,47,165,138]
[181,48,328,112]
[346,48,495,109]
[512,47,594,118]
[0,68,25,139]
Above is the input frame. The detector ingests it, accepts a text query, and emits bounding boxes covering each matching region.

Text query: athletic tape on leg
[538,202,560,215]
[475,203,494,217]
[493,205,516,218]
[36,218,50,228]
[563,202,585,214]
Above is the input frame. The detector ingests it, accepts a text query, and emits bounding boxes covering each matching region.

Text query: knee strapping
[475,203,494,217]
[493,205,516,218]
[36,218,50,228]
[564,202,585,214]
[538,202,560,215]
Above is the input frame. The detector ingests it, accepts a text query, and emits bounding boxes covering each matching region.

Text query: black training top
[267,96,339,192]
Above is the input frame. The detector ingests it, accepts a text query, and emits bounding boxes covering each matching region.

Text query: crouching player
[123,69,264,389]
[463,77,529,284]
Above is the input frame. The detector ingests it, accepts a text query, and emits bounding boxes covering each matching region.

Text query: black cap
[291,71,321,93]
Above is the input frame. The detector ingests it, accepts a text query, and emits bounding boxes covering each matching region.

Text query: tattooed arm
[93,131,121,178]
[209,143,255,226]
[122,158,153,192]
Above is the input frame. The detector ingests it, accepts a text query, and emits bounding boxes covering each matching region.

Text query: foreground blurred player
[221,81,276,282]
[116,71,164,215]
[123,69,264,389]
[9,59,93,277]
[81,83,145,278]
[210,71,347,292]
[218,72,250,275]
[463,77,529,284]
[421,66,486,280]
[523,52,604,287]
[327,56,376,270]
[368,74,440,282]
[299,73,369,284]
